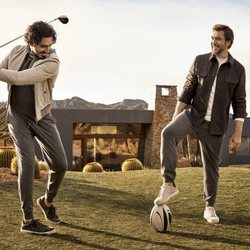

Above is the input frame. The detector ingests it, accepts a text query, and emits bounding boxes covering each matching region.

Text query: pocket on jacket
[197,70,208,87]
[225,75,238,84]
[225,76,238,97]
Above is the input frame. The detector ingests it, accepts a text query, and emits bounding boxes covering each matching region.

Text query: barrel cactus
[121,158,143,171]
[11,156,40,179]
[83,162,104,173]
[38,160,49,171]
[0,147,16,168]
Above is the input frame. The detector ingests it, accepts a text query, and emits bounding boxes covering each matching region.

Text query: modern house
[0,85,249,170]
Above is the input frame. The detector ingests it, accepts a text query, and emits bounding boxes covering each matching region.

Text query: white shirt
[204,56,244,122]
[205,56,228,121]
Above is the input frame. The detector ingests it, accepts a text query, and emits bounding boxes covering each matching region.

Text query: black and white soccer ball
[150,204,172,233]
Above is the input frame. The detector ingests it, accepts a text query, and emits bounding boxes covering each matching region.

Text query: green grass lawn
[0,167,249,250]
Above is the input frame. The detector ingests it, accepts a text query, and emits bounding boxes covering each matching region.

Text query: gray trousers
[161,110,224,206]
[7,108,68,220]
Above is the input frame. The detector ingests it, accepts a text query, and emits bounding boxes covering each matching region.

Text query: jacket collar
[209,52,234,65]
[26,45,56,60]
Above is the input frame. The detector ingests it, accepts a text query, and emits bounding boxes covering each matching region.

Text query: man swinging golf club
[0,18,68,234]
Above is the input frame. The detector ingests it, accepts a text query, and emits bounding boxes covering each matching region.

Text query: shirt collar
[25,45,37,59]
[209,52,234,65]
[25,45,55,59]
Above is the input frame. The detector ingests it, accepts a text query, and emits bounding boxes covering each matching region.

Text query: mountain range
[0,97,148,110]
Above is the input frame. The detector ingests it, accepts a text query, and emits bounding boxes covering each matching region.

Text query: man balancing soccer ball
[154,24,246,224]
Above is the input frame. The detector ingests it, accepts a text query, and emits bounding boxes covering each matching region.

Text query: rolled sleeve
[232,67,247,119]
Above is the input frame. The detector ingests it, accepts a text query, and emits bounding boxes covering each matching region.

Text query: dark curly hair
[24,21,57,45]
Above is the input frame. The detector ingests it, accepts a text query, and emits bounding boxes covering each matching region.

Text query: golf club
[0,15,69,49]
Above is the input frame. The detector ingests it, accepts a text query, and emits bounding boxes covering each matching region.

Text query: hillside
[0,97,148,110]
[52,97,148,110]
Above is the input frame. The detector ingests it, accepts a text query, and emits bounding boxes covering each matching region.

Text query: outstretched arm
[0,58,59,85]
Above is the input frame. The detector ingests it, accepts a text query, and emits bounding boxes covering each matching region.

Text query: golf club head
[0,15,69,49]
[58,15,69,24]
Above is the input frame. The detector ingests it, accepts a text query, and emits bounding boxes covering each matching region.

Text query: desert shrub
[10,156,18,175]
[11,156,40,178]
[83,162,104,173]
[38,160,49,171]
[0,147,16,168]
[121,158,143,171]
[177,157,192,168]
[189,155,203,167]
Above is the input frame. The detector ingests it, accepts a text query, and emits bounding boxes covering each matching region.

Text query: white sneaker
[154,184,179,205]
[204,206,220,224]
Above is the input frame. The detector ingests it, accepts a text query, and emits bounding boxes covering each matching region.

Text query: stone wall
[144,85,179,168]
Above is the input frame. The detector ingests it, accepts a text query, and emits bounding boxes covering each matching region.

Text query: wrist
[232,130,242,136]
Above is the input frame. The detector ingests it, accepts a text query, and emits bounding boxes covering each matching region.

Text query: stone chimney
[145,85,178,168]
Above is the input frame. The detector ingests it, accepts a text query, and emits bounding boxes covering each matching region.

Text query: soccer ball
[150,204,172,233]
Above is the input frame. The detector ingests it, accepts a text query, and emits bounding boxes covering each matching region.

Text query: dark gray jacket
[179,52,247,135]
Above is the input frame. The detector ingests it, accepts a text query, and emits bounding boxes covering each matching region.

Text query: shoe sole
[154,189,179,205]
[204,216,220,224]
[20,228,56,234]
[37,198,61,224]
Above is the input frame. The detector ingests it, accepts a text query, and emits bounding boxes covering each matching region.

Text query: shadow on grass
[54,221,196,250]
[175,212,250,227]
[0,182,17,190]
[218,212,250,226]
[55,177,154,216]
[168,231,250,248]
[49,232,116,250]
[34,231,116,250]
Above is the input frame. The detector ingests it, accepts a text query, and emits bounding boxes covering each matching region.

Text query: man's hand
[229,132,241,153]
[172,101,187,120]
[228,120,243,153]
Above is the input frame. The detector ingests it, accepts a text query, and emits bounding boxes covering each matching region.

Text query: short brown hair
[212,24,234,49]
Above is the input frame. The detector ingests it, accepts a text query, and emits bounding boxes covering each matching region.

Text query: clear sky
[0,0,249,114]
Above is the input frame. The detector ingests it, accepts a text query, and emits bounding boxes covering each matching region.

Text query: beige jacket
[0,45,60,121]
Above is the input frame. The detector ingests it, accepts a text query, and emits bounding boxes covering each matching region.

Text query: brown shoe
[37,196,61,224]
[20,219,56,234]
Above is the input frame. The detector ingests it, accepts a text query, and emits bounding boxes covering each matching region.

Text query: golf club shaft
[0,34,24,49]
[0,17,63,49]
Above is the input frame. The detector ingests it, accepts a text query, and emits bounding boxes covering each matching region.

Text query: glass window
[73,122,144,171]
[73,123,142,135]
[72,140,82,171]
[74,123,91,135]
[86,137,139,171]
[91,125,117,134]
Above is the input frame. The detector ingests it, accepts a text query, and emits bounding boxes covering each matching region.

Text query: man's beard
[37,53,49,59]
[211,43,226,56]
